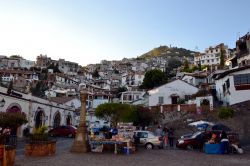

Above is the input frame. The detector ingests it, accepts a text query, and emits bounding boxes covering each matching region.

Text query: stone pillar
[71,90,88,153]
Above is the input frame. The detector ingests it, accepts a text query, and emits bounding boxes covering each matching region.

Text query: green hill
[138,45,196,60]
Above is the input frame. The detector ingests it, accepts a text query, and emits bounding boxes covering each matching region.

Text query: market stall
[89,123,136,154]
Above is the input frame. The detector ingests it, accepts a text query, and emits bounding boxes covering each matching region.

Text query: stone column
[71,90,88,153]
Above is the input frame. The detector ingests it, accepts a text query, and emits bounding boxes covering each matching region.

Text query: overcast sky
[0,0,249,66]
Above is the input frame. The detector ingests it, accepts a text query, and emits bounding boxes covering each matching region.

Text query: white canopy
[188,120,214,126]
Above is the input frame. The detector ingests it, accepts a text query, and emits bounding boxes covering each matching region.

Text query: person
[155,126,162,137]
[220,131,229,154]
[162,127,169,149]
[208,133,217,144]
[133,132,140,149]
[168,128,174,148]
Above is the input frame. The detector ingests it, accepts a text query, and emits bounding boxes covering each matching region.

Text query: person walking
[168,128,174,148]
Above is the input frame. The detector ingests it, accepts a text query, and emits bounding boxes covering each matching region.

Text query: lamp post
[71,90,88,153]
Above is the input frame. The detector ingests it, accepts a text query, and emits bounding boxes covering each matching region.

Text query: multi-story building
[236,32,250,67]
[194,43,230,69]
[58,59,78,76]
[36,54,52,68]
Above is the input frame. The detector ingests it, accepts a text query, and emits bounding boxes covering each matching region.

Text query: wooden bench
[0,145,7,166]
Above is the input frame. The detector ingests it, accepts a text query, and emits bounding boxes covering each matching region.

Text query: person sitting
[220,131,229,154]
[208,133,217,144]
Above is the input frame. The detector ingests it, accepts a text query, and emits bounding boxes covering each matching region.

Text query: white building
[0,86,75,138]
[148,79,199,106]
[214,66,250,105]
[181,72,208,87]
[194,43,230,68]
[120,91,145,104]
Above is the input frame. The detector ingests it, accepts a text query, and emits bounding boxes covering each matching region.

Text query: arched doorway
[6,105,22,135]
[35,110,45,128]
[53,112,61,128]
[7,105,21,113]
[66,114,72,125]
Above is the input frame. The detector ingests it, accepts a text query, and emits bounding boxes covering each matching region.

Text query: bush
[218,107,234,119]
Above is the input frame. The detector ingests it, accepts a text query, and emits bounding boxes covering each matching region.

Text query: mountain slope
[138,45,196,59]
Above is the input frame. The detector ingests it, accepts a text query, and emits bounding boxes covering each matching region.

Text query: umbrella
[212,124,231,132]
[188,120,214,126]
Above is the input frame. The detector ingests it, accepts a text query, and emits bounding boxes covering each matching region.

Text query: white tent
[188,120,214,126]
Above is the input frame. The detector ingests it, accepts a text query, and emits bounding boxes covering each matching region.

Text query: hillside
[138,45,196,60]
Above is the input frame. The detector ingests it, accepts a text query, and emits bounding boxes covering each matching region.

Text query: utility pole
[71,90,88,153]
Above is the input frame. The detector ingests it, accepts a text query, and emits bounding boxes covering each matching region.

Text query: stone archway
[66,114,72,125]
[35,110,45,128]
[53,112,61,128]
[6,104,22,113]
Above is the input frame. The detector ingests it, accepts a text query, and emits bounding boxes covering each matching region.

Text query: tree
[167,58,182,70]
[92,69,99,78]
[47,63,61,73]
[116,86,127,98]
[133,106,157,127]
[183,59,189,71]
[95,103,136,126]
[141,69,168,89]
[95,103,158,127]
[220,45,226,68]
[0,112,27,142]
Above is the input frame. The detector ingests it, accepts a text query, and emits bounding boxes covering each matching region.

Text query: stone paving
[15,148,250,166]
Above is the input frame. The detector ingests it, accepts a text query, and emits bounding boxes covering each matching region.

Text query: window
[207,60,210,63]
[137,132,148,138]
[158,96,164,104]
[234,74,250,85]
[211,59,214,62]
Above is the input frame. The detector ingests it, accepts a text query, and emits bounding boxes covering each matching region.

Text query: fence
[150,104,196,113]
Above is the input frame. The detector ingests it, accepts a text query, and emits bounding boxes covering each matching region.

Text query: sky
[0,0,249,66]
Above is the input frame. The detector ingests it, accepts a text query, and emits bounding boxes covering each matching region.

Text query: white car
[133,130,162,149]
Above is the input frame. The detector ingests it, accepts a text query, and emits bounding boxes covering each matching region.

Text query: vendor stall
[89,122,136,154]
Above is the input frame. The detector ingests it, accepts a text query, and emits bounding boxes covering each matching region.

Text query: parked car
[176,130,239,150]
[48,125,77,138]
[176,131,205,150]
[133,130,162,150]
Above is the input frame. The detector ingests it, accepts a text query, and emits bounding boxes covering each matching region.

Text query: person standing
[162,127,169,149]
[155,126,162,137]
[168,128,174,148]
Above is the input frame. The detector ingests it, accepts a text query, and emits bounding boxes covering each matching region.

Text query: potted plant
[25,125,57,156]
[0,112,27,166]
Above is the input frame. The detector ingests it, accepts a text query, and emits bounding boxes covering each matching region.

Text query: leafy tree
[95,103,158,127]
[30,81,48,97]
[47,63,61,73]
[116,86,127,98]
[168,58,182,70]
[95,103,136,126]
[0,112,27,141]
[141,69,168,89]
[133,106,156,127]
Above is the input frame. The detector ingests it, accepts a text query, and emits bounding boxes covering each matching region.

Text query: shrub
[218,107,234,119]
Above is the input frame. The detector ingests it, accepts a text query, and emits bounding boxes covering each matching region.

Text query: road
[16,146,250,166]
[16,137,74,156]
